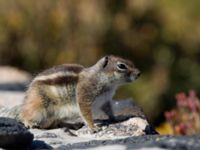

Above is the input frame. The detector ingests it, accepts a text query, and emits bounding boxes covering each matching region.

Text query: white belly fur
[55,104,80,120]
[92,88,116,113]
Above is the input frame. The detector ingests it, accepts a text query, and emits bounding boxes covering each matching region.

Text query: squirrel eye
[117,63,127,71]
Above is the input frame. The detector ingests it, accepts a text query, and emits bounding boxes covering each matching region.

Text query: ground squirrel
[1,55,140,132]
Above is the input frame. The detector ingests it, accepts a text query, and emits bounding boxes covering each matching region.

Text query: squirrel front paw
[75,124,102,136]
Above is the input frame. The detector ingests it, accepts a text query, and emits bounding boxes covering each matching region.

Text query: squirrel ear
[102,56,109,68]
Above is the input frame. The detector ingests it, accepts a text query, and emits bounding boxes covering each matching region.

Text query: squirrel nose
[134,69,141,78]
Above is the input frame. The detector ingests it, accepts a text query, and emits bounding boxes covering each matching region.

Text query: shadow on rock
[31,140,53,149]
[0,82,29,92]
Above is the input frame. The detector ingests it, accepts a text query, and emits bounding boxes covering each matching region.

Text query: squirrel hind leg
[20,106,52,129]
[19,92,54,129]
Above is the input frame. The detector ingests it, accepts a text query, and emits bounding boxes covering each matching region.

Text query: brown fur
[38,64,84,76]
[37,76,78,85]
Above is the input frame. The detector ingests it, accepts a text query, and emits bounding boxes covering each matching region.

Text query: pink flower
[189,90,197,98]
[187,98,196,111]
[176,92,187,107]
[165,90,200,135]
[178,123,188,135]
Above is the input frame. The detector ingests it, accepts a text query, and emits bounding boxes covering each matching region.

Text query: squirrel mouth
[127,73,140,82]
[125,75,135,82]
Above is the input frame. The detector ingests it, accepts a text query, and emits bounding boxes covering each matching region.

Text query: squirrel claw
[90,126,101,133]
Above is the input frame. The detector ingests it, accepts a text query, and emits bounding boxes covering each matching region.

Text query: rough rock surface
[28,127,200,150]
[0,117,34,149]
[56,135,200,150]
[0,121,198,150]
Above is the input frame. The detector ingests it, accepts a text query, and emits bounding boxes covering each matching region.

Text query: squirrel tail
[0,105,21,120]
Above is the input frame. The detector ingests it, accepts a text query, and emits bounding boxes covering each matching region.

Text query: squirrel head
[94,55,141,85]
